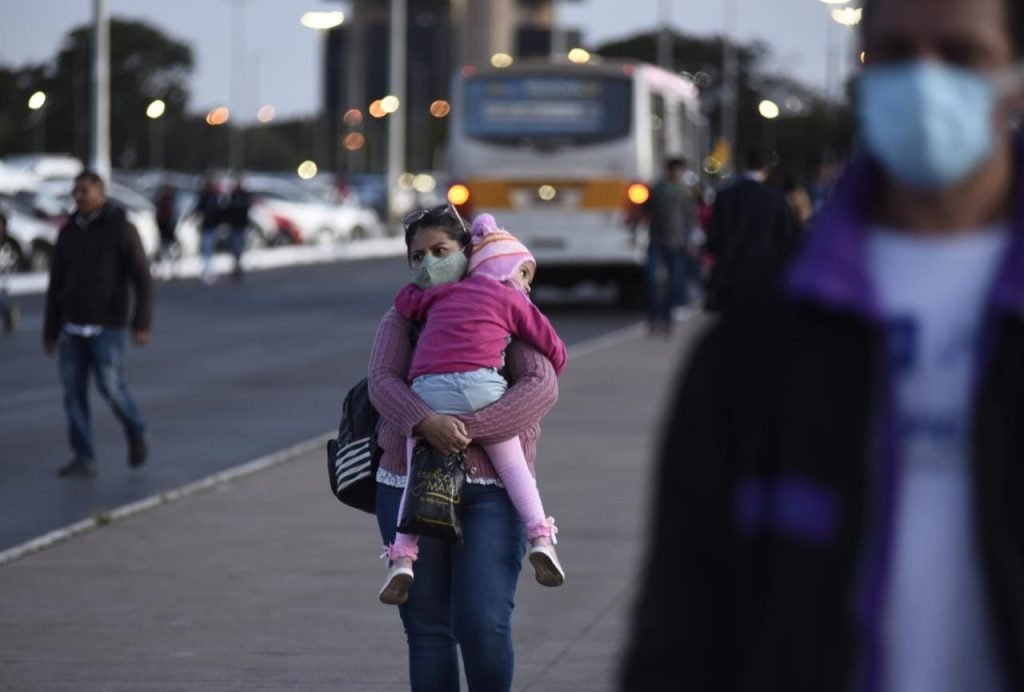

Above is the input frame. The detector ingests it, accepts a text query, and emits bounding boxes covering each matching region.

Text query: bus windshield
[464,74,632,146]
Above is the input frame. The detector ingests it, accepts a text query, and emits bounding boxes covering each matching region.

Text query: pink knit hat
[467,214,535,283]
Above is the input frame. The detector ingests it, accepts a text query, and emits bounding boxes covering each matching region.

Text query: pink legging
[390,438,554,561]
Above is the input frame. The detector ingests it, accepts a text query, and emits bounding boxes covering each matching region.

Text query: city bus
[447,58,709,304]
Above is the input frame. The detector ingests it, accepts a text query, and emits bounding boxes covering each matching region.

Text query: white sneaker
[528,543,565,587]
[379,561,415,605]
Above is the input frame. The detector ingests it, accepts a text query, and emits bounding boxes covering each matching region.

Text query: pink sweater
[394,275,568,381]
[367,308,559,481]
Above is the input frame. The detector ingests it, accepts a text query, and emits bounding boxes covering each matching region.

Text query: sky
[1,0,856,123]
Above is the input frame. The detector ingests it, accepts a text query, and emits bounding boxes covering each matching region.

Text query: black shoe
[128,431,148,468]
[57,458,97,478]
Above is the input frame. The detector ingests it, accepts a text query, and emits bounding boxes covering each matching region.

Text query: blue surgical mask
[412,251,467,289]
[858,61,997,189]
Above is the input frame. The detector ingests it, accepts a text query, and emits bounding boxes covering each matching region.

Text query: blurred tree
[595,31,856,178]
[0,19,193,168]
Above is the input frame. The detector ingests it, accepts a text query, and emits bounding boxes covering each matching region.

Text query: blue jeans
[377,482,527,692]
[411,368,508,415]
[229,225,246,265]
[200,228,218,276]
[645,243,689,323]
[58,329,146,462]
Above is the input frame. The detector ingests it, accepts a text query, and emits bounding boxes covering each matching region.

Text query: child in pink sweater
[380,214,567,605]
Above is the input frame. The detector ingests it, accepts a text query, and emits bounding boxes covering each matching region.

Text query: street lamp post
[387,0,407,225]
[228,0,248,172]
[146,99,166,170]
[300,10,346,173]
[28,91,47,153]
[721,0,739,174]
[818,0,851,99]
[658,0,672,69]
[830,6,863,92]
[92,0,111,181]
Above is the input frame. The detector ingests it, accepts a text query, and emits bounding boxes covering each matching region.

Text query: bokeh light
[28,91,46,110]
[297,160,318,180]
[257,105,276,123]
[343,132,365,150]
[145,99,166,119]
[429,100,451,118]
[490,53,514,68]
[368,100,387,118]
[567,48,591,64]
[343,108,363,126]
[206,106,230,126]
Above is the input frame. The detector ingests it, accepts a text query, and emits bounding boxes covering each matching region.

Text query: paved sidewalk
[0,319,709,692]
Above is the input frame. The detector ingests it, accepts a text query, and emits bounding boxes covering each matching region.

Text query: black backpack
[326,377,381,514]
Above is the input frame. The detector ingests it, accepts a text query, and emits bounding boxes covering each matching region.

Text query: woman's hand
[413,414,472,455]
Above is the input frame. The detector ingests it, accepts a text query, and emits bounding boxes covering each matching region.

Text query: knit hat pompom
[467,214,535,284]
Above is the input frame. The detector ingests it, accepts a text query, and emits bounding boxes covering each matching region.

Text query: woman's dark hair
[862,0,1024,57]
[403,208,471,259]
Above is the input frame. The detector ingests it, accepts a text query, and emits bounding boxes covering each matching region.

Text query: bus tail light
[627,183,650,206]
[448,183,472,217]
[623,182,650,229]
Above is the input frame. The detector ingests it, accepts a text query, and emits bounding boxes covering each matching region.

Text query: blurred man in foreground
[44,172,153,478]
[622,0,1024,689]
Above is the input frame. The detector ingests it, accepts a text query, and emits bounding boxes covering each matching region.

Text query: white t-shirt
[867,225,1009,692]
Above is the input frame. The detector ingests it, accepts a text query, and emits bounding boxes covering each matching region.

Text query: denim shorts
[411,368,508,415]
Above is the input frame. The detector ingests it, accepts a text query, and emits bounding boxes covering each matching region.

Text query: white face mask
[411,251,468,289]
[858,60,1023,190]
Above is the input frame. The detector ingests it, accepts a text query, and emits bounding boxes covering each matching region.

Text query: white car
[245,175,383,245]
[0,198,58,272]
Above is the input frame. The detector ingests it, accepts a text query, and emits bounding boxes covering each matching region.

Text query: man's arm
[124,221,154,338]
[619,327,736,691]
[43,228,67,350]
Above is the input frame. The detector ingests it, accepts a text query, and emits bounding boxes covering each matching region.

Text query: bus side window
[651,93,667,168]
[678,103,691,163]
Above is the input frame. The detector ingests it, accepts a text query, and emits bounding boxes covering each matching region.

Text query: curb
[0,432,334,567]
[0,318,671,567]
[4,237,407,296]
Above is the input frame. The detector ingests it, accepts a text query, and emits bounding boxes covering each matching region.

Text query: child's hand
[414,414,472,455]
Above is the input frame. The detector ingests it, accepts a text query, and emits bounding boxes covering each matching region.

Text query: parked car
[243,175,383,245]
[0,197,58,272]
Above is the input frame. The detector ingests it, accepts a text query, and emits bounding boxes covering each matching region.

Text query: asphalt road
[0,259,640,551]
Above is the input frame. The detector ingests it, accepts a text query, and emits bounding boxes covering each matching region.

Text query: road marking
[0,315,681,566]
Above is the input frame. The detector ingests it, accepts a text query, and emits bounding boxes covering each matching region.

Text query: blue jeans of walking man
[59,329,146,464]
[645,242,689,327]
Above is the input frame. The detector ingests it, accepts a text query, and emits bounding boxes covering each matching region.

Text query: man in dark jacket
[44,171,154,478]
[705,147,799,312]
[621,0,1024,690]
[225,175,251,280]
[644,157,697,335]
